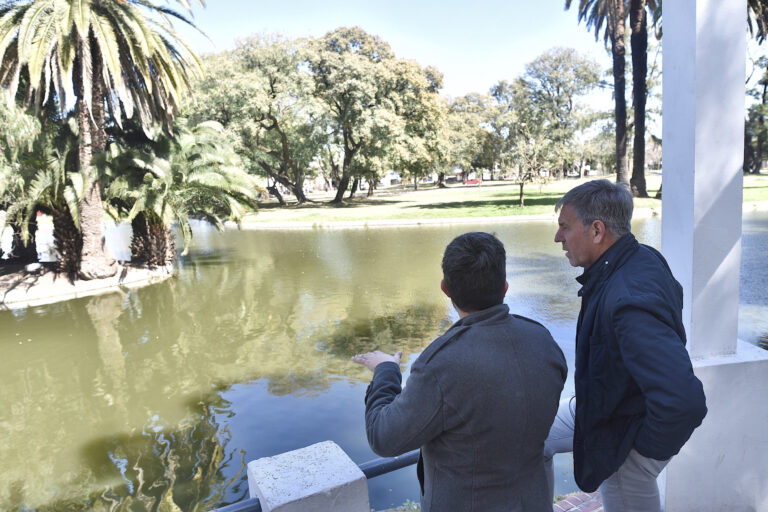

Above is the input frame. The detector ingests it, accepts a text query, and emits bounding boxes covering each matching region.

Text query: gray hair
[555,180,633,237]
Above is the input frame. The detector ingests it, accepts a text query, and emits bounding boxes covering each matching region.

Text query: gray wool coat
[364,304,567,512]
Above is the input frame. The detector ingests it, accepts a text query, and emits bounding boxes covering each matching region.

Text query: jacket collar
[451,303,510,328]
[576,233,639,297]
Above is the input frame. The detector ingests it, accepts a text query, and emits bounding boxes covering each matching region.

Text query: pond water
[1,212,766,511]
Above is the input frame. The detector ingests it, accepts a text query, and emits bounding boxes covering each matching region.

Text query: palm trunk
[757,82,768,173]
[9,219,38,263]
[611,0,629,185]
[52,206,82,278]
[131,213,175,266]
[630,0,649,197]
[75,39,117,279]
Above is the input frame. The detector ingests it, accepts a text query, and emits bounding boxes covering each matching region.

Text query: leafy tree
[100,119,261,266]
[0,0,203,279]
[306,27,399,203]
[517,48,600,178]
[372,60,446,192]
[487,49,598,205]
[190,36,326,205]
[6,118,85,275]
[441,94,489,186]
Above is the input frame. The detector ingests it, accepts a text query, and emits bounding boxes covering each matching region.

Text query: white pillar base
[662,340,768,511]
[247,441,370,512]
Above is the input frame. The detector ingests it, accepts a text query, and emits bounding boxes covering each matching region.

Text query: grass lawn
[244,174,663,225]
[242,173,767,226]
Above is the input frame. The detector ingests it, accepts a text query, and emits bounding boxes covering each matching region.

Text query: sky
[176,0,616,103]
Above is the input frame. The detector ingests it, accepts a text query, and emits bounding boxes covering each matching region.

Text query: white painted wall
[661,1,768,510]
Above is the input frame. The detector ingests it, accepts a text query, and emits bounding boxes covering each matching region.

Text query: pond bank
[0,262,174,310]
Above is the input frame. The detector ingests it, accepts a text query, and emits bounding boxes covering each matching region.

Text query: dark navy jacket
[573,234,707,492]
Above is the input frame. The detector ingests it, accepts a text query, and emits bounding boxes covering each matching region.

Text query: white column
[661,2,768,510]
[662,0,744,359]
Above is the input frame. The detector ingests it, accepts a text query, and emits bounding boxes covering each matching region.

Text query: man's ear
[503,281,509,296]
[440,279,450,297]
[591,220,608,244]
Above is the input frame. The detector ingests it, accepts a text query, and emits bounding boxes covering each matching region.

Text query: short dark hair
[555,179,633,237]
[441,232,506,312]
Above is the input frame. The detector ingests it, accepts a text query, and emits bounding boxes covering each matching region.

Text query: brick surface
[565,495,584,506]
[579,501,603,512]
[553,491,602,512]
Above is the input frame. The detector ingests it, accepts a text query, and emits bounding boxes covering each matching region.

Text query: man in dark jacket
[352,232,567,512]
[545,180,707,511]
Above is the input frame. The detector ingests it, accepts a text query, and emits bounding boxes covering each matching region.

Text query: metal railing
[211,449,420,512]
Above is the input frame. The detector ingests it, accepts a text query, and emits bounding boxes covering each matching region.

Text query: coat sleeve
[612,301,707,460]
[363,360,444,457]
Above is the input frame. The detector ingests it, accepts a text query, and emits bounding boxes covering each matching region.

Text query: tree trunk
[413,177,419,191]
[745,124,756,173]
[518,182,525,207]
[757,81,768,173]
[630,0,649,197]
[52,206,83,279]
[291,172,308,203]
[9,219,38,263]
[131,213,175,267]
[437,172,446,188]
[75,40,117,280]
[611,0,630,185]
[333,174,350,203]
[367,181,375,197]
[267,183,286,206]
[348,178,359,198]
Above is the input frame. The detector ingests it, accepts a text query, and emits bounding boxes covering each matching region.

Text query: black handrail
[210,449,420,512]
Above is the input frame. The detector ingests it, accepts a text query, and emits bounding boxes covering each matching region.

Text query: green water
[1,214,765,510]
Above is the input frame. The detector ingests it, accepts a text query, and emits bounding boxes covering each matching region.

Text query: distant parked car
[463,178,483,186]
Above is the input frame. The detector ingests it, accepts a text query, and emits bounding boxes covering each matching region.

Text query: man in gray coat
[352,232,567,511]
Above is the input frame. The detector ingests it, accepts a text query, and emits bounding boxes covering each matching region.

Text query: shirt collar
[576,233,638,296]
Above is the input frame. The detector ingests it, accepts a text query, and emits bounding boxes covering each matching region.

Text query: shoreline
[2,201,766,309]
[236,207,661,230]
[0,263,174,310]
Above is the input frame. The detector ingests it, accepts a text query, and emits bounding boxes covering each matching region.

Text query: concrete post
[662,0,744,359]
[246,441,370,512]
[661,1,768,510]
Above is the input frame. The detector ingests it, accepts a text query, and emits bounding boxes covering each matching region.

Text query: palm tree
[566,0,629,185]
[0,0,203,279]
[6,120,86,276]
[101,119,261,266]
[0,102,40,262]
[748,0,768,43]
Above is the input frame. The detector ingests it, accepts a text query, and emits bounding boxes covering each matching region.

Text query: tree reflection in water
[40,395,244,512]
